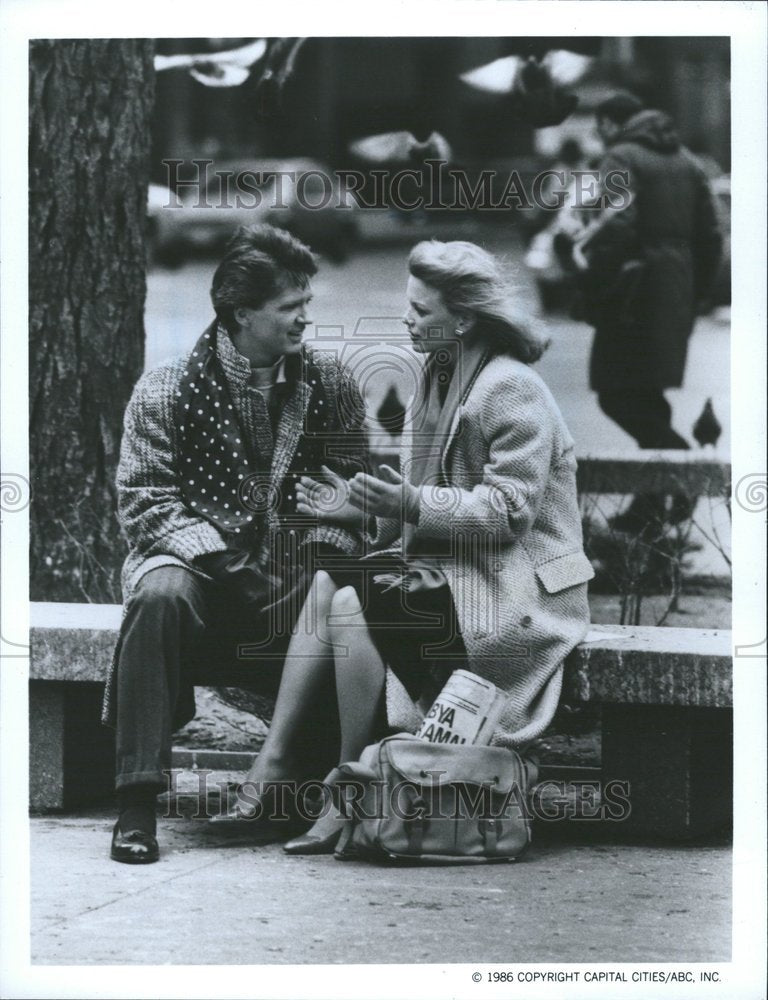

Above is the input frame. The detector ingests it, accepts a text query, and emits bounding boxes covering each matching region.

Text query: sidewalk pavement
[30,780,731,967]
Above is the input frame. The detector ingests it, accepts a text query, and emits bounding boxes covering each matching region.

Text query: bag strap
[521,756,539,788]
[335,819,356,856]
[404,795,429,855]
[478,817,503,855]
[332,760,380,860]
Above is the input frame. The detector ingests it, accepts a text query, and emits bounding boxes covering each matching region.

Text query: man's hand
[348,465,420,522]
[295,465,364,527]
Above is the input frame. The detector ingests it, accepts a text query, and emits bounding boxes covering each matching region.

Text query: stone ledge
[565,625,732,707]
[29,604,732,708]
[575,451,730,497]
[171,748,254,772]
[30,602,121,682]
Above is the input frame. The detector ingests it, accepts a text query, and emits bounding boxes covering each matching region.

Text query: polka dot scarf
[176,324,329,540]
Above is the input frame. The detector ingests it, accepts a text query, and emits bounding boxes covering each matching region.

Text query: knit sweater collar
[215,323,254,389]
[215,322,295,392]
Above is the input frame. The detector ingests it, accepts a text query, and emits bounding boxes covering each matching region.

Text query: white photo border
[1,2,765,998]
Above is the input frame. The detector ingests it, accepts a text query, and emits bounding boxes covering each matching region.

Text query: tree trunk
[29,40,155,602]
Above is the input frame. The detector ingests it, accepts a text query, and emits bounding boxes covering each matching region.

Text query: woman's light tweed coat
[381,353,594,748]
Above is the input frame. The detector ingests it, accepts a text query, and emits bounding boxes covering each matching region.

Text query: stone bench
[565,625,732,838]
[574,450,730,497]
[29,602,732,838]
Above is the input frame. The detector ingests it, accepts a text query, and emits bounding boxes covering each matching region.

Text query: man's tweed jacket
[101,326,367,726]
[380,353,595,748]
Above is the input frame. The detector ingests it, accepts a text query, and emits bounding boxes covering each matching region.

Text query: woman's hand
[295,465,364,527]
[348,465,420,522]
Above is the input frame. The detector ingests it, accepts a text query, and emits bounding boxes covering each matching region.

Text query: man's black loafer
[110,821,159,864]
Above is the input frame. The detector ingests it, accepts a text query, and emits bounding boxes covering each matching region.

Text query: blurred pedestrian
[576,93,722,530]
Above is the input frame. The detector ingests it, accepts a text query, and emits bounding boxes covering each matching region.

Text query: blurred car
[149,158,359,266]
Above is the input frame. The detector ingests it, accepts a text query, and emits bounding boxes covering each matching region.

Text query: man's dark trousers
[114,566,332,792]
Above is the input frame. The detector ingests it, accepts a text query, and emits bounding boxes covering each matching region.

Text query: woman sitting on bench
[214,239,594,852]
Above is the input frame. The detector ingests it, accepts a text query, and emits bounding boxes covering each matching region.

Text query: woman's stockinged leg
[245,570,339,783]
[329,585,387,765]
[285,585,386,849]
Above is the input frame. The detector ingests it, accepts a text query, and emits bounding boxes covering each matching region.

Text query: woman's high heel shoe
[283,766,349,855]
[283,816,347,855]
[208,781,293,837]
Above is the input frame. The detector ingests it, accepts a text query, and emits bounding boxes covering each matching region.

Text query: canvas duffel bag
[332,734,534,865]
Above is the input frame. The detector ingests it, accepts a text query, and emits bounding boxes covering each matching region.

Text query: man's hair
[211,224,318,333]
[596,93,644,126]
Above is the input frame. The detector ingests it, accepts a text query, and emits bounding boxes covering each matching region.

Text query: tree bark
[29,40,155,601]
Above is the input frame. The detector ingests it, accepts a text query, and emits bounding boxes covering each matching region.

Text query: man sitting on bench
[103,224,367,864]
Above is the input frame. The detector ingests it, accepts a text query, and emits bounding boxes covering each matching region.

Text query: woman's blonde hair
[408,240,547,363]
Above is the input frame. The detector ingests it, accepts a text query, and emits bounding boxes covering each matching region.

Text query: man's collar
[269,357,288,384]
[215,323,252,387]
[215,322,303,388]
